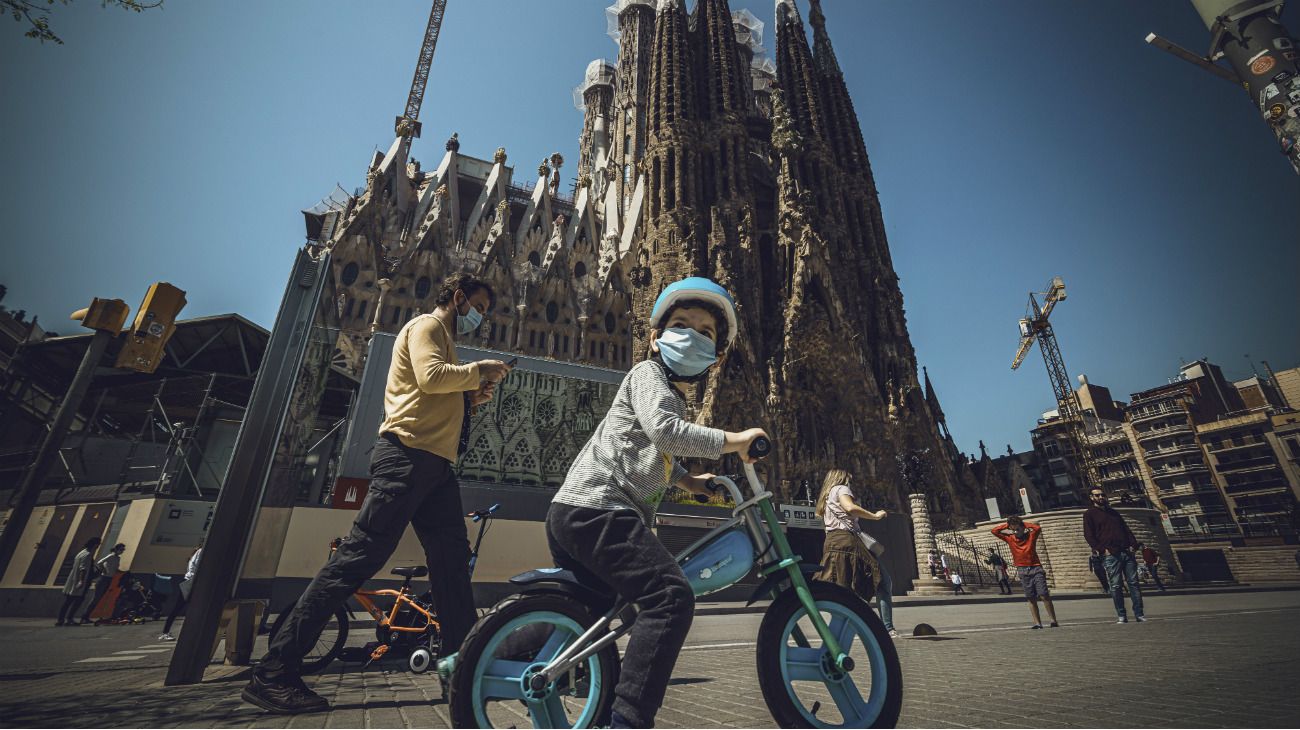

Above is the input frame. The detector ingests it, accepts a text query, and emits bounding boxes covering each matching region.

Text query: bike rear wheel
[449,593,618,729]
[267,604,349,675]
[756,581,902,728]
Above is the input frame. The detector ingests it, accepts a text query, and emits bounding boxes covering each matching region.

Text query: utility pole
[1147,0,1300,173]
[165,248,332,685]
[0,299,126,579]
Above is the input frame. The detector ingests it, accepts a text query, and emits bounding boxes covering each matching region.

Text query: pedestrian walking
[1083,488,1145,623]
[56,537,100,627]
[951,572,966,595]
[991,516,1059,629]
[986,549,1011,594]
[158,542,203,640]
[1140,543,1167,592]
[242,273,513,715]
[80,542,125,624]
[813,469,899,639]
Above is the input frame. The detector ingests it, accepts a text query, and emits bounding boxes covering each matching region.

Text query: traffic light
[115,282,187,374]
[70,298,129,333]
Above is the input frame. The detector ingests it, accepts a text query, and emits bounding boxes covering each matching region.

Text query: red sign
[332,478,371,510]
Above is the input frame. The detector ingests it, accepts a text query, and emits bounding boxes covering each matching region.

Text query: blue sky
[2,1,1296,457]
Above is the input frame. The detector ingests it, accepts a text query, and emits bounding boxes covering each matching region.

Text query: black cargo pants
[257,432,475,679]
[546,503,695,729]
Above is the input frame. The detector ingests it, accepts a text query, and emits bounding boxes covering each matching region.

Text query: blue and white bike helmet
[650,277,738,348]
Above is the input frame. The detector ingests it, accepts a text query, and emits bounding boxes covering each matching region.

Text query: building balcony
[1093,451,1135,466]
[1215,458,1282,474]
[1134,421,1193,440]
[1099,471,1139,483]
[1143,443,1202,459]
[1223,478,1289,496]
[1150,462,1210,477]
[1207,437,1269,453]
[1130,408,1189,426]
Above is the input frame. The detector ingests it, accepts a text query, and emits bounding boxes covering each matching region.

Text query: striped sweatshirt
[552,360,726,524]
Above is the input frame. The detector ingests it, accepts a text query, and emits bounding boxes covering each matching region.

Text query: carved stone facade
[309,0,984,524]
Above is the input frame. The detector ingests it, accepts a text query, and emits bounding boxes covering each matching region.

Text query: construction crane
[394,0,449,158]
[1011,276,1101,495]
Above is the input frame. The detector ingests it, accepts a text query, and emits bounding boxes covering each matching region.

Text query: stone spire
[692,0,749,122]
[647,0,696,138]
[773,0,828,143]
[806,0,874,189]
[610,0,656,208]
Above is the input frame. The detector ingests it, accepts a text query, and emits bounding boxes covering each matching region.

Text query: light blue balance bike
[448,438,903,728]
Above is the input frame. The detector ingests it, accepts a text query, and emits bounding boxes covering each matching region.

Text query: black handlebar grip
[748,436,771,460]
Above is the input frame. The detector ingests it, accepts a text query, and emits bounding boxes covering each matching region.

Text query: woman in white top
[813,469,898,638]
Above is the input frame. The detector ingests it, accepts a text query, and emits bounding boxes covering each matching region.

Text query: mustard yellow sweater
[379,314,480,462]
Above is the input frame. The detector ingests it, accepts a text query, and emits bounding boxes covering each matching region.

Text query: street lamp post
[1148,0,1300,173]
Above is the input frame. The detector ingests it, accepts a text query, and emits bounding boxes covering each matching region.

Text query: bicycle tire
[449,592,619,729]
[756,581,902,728]
[267,604,349,675]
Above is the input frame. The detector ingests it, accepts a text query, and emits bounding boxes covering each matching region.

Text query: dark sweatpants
[56,594,85,625]
[257,433,475,679]
[547,504,695,729]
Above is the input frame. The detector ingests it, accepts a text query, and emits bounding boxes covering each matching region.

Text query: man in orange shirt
[991,515,1059,629]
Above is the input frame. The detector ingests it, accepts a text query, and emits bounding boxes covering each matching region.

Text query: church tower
[605,0,982,518]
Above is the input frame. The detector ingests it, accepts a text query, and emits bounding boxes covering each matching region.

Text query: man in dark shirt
[1083,488,1145,623]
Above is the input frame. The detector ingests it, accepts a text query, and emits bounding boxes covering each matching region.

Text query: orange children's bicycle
[268,503,499,675]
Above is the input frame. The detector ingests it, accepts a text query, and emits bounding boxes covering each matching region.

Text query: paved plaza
[1,589,1297,728]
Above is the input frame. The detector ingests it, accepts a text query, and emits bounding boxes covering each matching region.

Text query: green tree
[5,0,161,45]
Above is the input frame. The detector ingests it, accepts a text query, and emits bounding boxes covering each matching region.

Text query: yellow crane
[1012,276,1100,494]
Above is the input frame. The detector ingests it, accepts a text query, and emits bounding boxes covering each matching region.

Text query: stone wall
[1223,544,1300,583]
[947,507,1181,590]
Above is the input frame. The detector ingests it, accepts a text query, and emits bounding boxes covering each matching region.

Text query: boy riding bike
[534,277,767,728]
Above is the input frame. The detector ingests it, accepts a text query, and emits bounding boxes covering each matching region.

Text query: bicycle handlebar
[468,503,500,522]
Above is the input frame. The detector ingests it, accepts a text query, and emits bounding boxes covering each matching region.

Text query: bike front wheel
[756,581,903,728]
[267,604,349,675]
[449,593,619,729]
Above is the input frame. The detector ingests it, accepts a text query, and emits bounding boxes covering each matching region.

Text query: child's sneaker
[158,632,175,641]
[1030,624,1043,629]
[1135,615,1147,623]
[1049,621,1059,628]
[1116,617,1128,624]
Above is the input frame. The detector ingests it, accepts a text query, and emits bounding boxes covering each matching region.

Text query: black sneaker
[241,673,329,715]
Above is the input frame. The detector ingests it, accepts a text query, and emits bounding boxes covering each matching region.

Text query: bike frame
[354,587,437,635]
[336,508,496,635]
[528,463,851,690]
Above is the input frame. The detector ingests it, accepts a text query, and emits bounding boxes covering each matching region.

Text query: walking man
[1083,488,1145,623]
[1139,543,1167,592]
[951,572,966,595]
[991,515,1059,629]
[242,273,512,714]
[56,537,100,627]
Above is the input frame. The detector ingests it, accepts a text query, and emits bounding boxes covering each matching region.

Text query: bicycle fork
[745,465,854,674]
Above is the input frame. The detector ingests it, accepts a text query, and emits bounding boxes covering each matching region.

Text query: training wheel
[409,647,433,674]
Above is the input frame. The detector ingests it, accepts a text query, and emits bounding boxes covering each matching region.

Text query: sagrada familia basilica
[305,0,987,520]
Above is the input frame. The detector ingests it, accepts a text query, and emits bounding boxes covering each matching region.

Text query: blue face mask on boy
[456,291,483,335]
[655,327,717,377]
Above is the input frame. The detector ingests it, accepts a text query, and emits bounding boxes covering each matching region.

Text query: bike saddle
[391,565,428,579]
